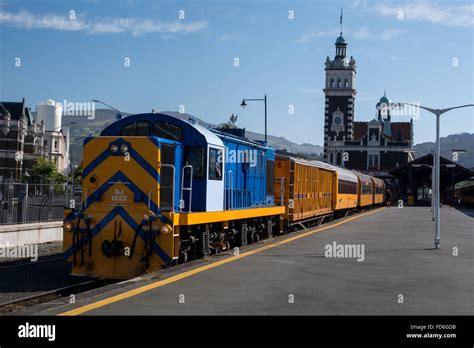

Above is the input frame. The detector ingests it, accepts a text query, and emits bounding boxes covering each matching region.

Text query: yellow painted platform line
[59,208,385,316]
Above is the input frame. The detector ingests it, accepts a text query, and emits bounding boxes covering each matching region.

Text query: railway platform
[14,206,474,316]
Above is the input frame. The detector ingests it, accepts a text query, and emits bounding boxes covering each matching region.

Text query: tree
[69,162,83,185]
[229,113,238,126]
[220,113,239,129]
[25,157,66,183]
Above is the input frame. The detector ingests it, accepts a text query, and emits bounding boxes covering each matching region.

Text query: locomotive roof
[100,112,224,148]
[211,128,270,150]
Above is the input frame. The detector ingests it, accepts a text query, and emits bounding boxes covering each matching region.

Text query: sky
[0,0,473,146]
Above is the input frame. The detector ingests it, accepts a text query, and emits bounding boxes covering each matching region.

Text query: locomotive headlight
[120,144,129,153]
[64,222,73,232]
[160,224,172,235]
[110,144,118,153]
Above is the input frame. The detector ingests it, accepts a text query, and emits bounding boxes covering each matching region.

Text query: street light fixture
[240,95,267,143]
[403,103,474,249]
[92,99,123,120]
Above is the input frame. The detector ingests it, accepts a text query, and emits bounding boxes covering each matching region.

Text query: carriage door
[160,143,176,211]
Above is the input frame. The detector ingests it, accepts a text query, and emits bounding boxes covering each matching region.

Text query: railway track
[0,254,114,314]
[0,278,109,314]
[0,255,64,271]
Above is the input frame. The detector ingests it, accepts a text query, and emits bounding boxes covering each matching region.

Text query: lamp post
[240,94,267,143]
[92,99,123,119]
[404,102,474,249]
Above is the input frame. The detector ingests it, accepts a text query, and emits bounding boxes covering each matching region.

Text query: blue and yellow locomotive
[64,112,387,279]
[64,113,285,279]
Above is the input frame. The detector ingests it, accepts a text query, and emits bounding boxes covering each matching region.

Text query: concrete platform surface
[16,206,474,315]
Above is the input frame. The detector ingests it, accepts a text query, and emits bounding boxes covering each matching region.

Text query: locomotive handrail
[228,170,233,210]
[280,177,285,206]
[160,164,175,212]
[180,165,193,213]
[83,189,88,209]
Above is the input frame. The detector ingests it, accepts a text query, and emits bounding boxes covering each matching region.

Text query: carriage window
[185,147,205,179]
[208,148,223,180]
[338,179,357,194]
[121,123,136,136]
[136,121,150,136]
[362,184,372,194]
[153,121,182,140]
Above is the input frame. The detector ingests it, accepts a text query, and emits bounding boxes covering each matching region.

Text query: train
[458,182,474,206]
[63,112,385,279]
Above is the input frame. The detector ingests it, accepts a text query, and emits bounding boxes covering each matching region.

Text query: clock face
[334,116,342,124]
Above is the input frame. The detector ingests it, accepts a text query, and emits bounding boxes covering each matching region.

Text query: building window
[208,148,222,180]
[54,140,59,151]
[330,79,334,87]
[337,79,341,87]
[368,154,379,168]
[344,79,349,87]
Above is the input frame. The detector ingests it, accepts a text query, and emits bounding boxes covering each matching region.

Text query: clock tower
[323,28,357,165]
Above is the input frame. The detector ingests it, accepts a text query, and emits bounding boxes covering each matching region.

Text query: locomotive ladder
[180,165,193,213]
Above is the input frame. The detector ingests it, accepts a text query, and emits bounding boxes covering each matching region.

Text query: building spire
[340,8,343,36]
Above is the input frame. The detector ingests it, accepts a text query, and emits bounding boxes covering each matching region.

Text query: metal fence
[0,180,81,225]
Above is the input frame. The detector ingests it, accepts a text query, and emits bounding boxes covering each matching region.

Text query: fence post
[22,182,28,223]
[7,178,13,224]
[48,180,54,221]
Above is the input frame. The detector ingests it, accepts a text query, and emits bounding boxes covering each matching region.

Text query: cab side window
[185,147,205,179]
[208,148,222,180]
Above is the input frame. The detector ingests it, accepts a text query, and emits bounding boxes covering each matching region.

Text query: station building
[322,30,415,179]
[0,98,69,181]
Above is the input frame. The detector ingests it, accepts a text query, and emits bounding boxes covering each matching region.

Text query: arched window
[337,79,341,87]
[330,79,335,87]
[344,79,349,87]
